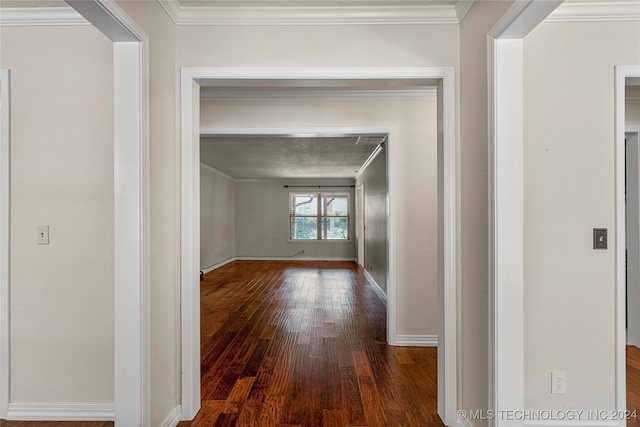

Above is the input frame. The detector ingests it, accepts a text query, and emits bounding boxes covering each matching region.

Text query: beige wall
[0,25,114,403]
[200,164,236,269]
[112,1,179,424]
[235,181,356,259]
[459,0,515,423]
[201,98,439,336]
[523,20,640,411]
[177,24,458,68]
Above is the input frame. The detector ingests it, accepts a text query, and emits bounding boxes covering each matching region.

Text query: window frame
[289,191,350,241]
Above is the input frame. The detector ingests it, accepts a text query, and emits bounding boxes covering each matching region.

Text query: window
[290,192,349,240]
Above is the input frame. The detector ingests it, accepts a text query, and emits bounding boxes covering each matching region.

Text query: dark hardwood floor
[4,260,640,426]
[178,260,443,427]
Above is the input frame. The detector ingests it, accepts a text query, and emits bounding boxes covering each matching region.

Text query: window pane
[322,194,348,216]
[321,217,348,240]
[291,193,318,215]
[291,217,318,240]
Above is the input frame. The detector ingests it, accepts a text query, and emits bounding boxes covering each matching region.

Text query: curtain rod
[284,185,355,188]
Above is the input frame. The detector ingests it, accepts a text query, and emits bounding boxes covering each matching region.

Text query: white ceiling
[200,135,384,180]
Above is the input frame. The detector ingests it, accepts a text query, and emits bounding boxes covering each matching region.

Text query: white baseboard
[160,404,182,427]
[395,334,438,346]
[6,403,114,421]
[237,256,356,262]
[201,257,236,274]
[202,257,357,276]
[363,268,387,303]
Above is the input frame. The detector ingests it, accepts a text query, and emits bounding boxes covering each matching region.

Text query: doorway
[180,67,458,424]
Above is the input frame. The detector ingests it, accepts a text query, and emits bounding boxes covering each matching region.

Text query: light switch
[593,228,607,250]
[37,225,49,245]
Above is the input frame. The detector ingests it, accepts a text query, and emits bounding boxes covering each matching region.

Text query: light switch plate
[37,225,49,245]
[593,228,607,250]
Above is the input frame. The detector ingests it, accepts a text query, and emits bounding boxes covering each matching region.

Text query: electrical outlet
[551,371,566,394]
[37,225,49,245]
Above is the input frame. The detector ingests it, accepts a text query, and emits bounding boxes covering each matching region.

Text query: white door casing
[181,67,458,425]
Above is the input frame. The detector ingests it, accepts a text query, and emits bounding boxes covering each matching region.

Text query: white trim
[181,73,201,421]
[435,68,458,427]
[238,256,356,261]
[354,143,384,181]
[488,2,560,426]
[156,2,458,25]
[201,257,237,274]
[616,66,640,425]
[200,88,437,102]
[395,335,437,346]
[203,257,357,276]
[0,7,89,26]
[546,1,640,22]
[158,0,181,24]
[65,1,150,426]
[455,0,475,22]
[625,130,640,347]
[6,403,115,421]
[363,267,387,303]
[181,68,457,425]
[0,69,10,419]
[159,405,182,427]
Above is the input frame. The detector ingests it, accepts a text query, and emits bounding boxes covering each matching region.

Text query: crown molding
[454,0,474,22]
[200,88,437,101]
[158,0,458,25]
[158,0,181,24]
[0,7,88,26]
[545,1,640,22]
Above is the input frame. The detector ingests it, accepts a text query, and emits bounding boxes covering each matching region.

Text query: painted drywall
[459,0,515,423]
[235,181,355,259]
[200,164,236,269]
[111,1,179,425]
[356,147,388,293]
[201,98,438,336]
[523,20,640,411]
[0,25,114,403]
[177,24,459,68]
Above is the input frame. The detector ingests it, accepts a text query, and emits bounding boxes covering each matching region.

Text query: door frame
[488,0,563,423]
[0,69,10,420]
[180,67,458,424]
[626,128,640,347]
[616,66,640,420]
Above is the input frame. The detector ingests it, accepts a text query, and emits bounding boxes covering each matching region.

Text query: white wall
[112,2,179,424]
[523,19,640,411]
[0,25,114,403]
[235,181,355,259]
[177,24,458,68]
[201,98,438,336]
[200,164,236,269]
[459,1,515,423]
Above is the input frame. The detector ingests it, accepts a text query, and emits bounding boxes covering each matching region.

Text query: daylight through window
[290,192,349,240]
